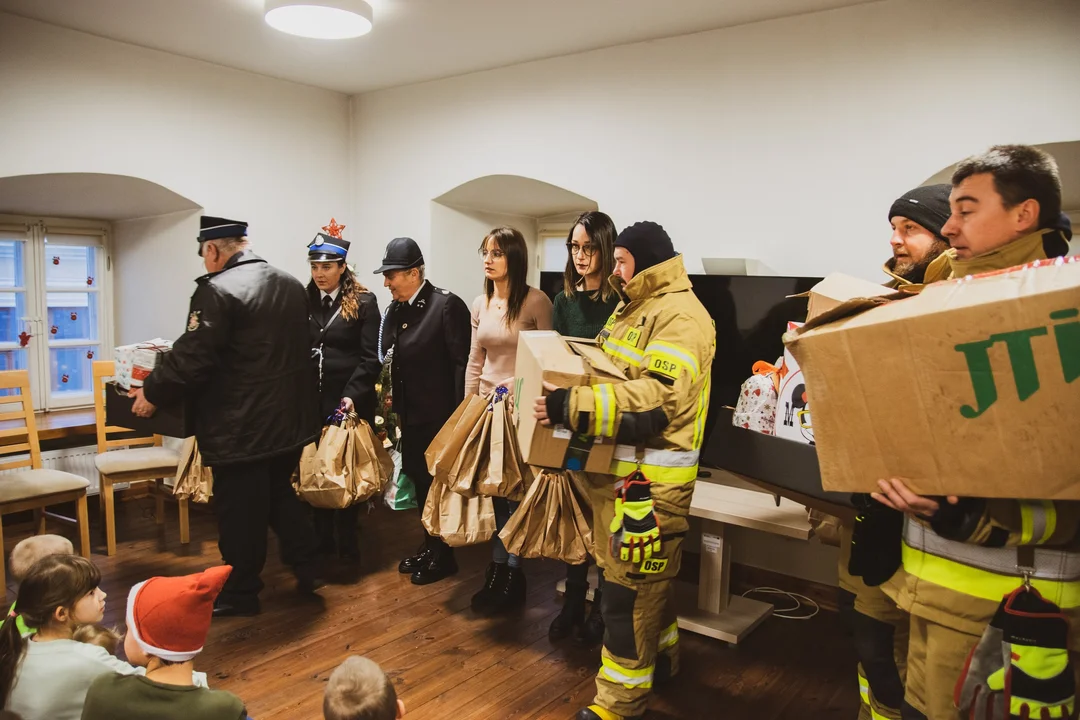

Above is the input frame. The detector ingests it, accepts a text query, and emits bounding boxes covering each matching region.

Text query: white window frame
[0,216,114,411]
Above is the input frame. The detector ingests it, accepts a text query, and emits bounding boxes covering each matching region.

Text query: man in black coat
[375,237,471,585]
[131,216,321,616]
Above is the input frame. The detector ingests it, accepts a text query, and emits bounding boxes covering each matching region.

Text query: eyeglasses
[566,242,596,258]
[478,249,505,260]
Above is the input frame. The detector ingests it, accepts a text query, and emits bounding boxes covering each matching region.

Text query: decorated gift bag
[421,474,496,547]
[475,394,530,501]
[732,359,783,435]
[173,436,213,503]
[383,448,418,511]
[498,470,593,564]
[293,413,389,509]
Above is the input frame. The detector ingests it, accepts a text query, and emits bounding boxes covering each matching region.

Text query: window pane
[46,245,97,289]
[0,349,28,397]
[50,345,95,397]
[0,240,25,288]
[0,292,26,344]
[47,292,98,341]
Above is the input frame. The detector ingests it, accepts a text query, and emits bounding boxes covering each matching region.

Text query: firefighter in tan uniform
[840,184,953,720]
[534,222,715,720]
[871,145,1079,720]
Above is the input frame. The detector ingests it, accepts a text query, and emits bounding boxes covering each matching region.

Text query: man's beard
[891,240,949,283]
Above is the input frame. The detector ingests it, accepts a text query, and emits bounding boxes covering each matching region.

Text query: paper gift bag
[173,436,213,503]
[351,418,396,502]
[476,399,528,500]
[421,476,496,547]
[446,402,493,497]
[425,394,488,480]
[294,424,354,509]
[498,470,593,564]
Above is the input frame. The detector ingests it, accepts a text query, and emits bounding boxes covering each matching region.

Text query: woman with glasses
[465,226,553,616]
[547,210,620,645]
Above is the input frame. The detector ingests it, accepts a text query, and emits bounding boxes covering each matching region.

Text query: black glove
[849,493,904,587]
[545,388,569,428]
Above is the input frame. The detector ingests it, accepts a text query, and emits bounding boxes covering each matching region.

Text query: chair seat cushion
[0,468,89,503]
[95,447,180,475]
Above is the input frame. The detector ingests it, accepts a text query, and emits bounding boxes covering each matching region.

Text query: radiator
[0,446,106,495]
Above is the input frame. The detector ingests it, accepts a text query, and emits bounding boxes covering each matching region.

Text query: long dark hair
[563,211,617,303]
[307,264,370,322]
[481,227,529,328]
[0,555,101,706]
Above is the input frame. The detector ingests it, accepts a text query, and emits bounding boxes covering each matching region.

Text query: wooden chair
[92,360,188,556]
[0,370,90,597]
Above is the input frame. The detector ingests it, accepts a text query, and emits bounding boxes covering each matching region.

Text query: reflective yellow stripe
[1043,501,1057,544]
[1020,501,1057,545]
[644,340,700,378]
[602,337,644,366]
[609,460,698,484]
[658,621,678,651]
[592,383,616,438]
[858,670,870,705]
[692,377,709,450]
[901,541,1080,607]
[599,656,654,689]
[1021,502,1036,545]
[870,708,895,720]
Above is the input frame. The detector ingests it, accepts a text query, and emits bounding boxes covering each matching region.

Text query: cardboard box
[115,339,172,389]
[514,331,627,472]
[793,272,896,321]
[785,257,1080,499]
[105,382,188,439]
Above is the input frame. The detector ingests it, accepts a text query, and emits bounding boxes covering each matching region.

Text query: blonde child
[324,656,405,720]
[80,566,245,720]
[8,534,74,637]
[72,624,122,655]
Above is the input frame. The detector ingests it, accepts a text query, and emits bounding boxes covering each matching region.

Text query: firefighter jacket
[881,259,913,290]
[564,254,715,514]
[889,227,1080,641]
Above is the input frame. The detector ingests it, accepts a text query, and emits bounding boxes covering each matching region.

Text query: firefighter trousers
[839,588,908,720]
[586,474,690,719]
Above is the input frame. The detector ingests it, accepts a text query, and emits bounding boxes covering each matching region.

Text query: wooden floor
[8,496,860,720]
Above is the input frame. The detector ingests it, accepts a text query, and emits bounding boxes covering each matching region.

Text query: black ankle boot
[549,582,588,641]
[484,565,526,616]
[471,562,507,613]
[411,546,458,586]
[399,539,432,574]
[576,585,605,645]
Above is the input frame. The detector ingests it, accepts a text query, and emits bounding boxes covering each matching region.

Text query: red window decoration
[87,276,94,286]
[52,256,60,265]
[50,325,58,335]
[70,311,78,321]
[18,331,31,348]
[86,350,95,359]
[61,374,70,384]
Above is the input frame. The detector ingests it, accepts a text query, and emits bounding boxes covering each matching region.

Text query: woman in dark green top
[549,210,620,646]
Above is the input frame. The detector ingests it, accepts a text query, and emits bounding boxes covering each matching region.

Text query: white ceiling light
[265,0,373,40]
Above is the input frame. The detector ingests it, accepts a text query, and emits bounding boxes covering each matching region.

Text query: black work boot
[576,706,643,720]
[411,545,457,585]
[471,562,506,614]
[549,582,588,641]
[483,565,526,616]
[576,585,605,646]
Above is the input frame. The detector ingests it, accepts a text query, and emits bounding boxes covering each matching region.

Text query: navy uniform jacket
[307,283,381,424]
[379,281,470,428]
[143,251,319,466]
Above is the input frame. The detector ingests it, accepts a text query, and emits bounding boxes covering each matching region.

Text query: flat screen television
[538,271,822,454]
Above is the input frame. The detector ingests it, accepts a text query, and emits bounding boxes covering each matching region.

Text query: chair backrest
[0,370,43,471]
[92,360,161,455]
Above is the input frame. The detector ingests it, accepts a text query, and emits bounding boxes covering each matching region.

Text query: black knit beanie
[889,184,952,242]
[614,221,677,274]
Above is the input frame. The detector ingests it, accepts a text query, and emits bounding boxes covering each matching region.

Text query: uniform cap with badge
[373,237,424,273]
[196,216,247,256]
[309,218,350,262]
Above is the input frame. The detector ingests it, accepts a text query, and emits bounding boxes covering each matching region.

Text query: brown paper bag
[421,476,496,547]
[425,394,488,480]
[447,405,492,497]
[498,470,593,564]
[351,419,396,502]
[293,423,354,509]
[476,399,528,501]
[173,436,213,503]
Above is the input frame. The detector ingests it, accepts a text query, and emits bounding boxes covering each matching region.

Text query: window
[0,221,112,410]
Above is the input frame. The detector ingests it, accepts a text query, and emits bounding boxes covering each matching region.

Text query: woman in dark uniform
[306,221,381,562]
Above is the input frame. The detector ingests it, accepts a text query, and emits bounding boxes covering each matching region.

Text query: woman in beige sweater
[465,226,552,616]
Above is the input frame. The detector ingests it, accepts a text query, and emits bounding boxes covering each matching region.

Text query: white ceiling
[0,0,881,94]
[0,174,201,221]
[435,175,597,218]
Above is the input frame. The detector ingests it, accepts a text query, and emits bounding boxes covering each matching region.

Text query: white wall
[428,204,538,305]
[0,12,351,340]
[350,0,1080,295]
